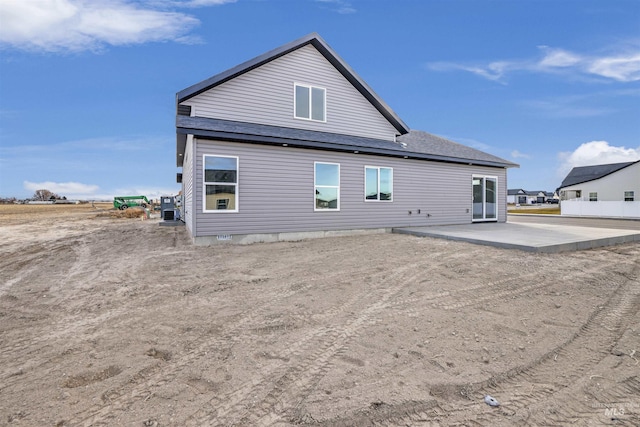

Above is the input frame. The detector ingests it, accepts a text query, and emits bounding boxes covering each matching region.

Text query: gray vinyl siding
[192,138,507,237]
[182,44,399,142]
[182,135,195,233]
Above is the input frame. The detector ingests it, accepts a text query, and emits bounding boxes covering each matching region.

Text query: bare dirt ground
[1,205,638,426]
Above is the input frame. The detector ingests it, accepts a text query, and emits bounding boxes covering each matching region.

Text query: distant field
[0,203,115,225]
[508,207,561,215]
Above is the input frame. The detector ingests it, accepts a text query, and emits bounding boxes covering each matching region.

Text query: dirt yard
[1,205,638,426]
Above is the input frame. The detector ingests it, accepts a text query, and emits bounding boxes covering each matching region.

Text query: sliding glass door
[472,176,497,221]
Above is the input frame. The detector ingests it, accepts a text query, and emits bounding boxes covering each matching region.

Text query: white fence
[561,200,640,218]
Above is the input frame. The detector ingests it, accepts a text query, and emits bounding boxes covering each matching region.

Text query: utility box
[160,196,175,221]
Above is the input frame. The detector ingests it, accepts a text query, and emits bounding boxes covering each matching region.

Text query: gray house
[175,33,518,244]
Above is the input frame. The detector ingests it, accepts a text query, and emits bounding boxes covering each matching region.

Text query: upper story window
[203,155,238,212]
[624,191,635,201]
[589,192,598,202]
[365,166,393,201]
[295,83,326,122]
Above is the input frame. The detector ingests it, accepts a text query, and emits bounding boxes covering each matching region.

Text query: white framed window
[365,166,393,201]
[294,83,326,122]
[589,192,598,202]
[203,155,238,212]
[314,162,339,210]
[624,191,635,201]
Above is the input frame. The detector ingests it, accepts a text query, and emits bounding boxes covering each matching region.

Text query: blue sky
[1,0,639,200]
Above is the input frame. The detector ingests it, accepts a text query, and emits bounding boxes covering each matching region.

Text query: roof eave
[176,126,515,169]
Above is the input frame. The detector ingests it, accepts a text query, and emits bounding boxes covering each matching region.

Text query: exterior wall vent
[177,105,192,116]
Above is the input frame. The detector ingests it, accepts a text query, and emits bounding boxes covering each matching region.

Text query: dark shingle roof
[396,130,517,168]
[177,32,409,135]
[558,161,639,189]
[176,116,518,169]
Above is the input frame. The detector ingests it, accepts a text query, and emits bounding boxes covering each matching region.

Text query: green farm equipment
[113,196,151,210]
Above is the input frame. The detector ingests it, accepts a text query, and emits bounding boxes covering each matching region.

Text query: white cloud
[24,180,100,195]
[587,54,640,82]
[315,0,356,14]
[427,43,640,83]
[520,87,640,118]
[557,140,640,177]
[511,150,531,159]
[538,46,582,68]
[427,61,511,82]
[0,0,232,53]
[178,0,236,6]
[522,99,615,118]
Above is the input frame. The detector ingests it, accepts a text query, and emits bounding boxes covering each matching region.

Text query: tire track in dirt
[314,399,445,426]
[433,260,640,426]
[0,234,126,386]
[188,250,637,426]
[68,280,319,426]
[523,375,640,426]
[386,256,632,315]
[312,251,639,427]
[1,224,171,399]
[0,241,75,293]
[326,294,638,427]
[0,239,87,386]
[68,260,391,426]
[184,263,425,425]
[183,249,489,425]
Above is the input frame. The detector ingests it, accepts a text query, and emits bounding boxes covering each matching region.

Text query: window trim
[624,191,635,202]
[364,166,393,202]
[203,154,239,213]
[314,161,340,211]
[294,83,326,122]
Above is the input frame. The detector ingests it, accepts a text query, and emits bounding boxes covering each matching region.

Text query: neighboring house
[526,191,548,204]
[545,191,558,201]
[558,160,640,218]
[175,33,518,244]
[507,189,557,204]
[507,188,527,205]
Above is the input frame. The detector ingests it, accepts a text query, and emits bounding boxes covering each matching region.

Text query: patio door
[472,176,497,221]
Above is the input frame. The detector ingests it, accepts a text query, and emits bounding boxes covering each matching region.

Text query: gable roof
[176,116,518,168]
[177,32,409,135]
[507,189,526,195]
[558,160,639,189]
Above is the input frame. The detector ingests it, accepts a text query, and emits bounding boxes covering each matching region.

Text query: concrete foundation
[192,228,390,245]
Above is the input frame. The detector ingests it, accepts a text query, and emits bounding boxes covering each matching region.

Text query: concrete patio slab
[393,221,640,253]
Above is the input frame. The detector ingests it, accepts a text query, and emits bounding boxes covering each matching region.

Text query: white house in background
[558,160,640,218]
[507,189,527,205]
